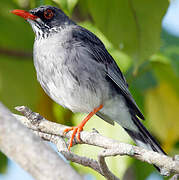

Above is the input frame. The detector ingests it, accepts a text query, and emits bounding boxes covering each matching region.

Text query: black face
[29,6,72,30]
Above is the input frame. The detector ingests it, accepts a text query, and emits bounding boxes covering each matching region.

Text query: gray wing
[107,67,144,120]
[72,26,144,120]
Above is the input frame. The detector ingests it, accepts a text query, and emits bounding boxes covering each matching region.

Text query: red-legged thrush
[11,5,166,172]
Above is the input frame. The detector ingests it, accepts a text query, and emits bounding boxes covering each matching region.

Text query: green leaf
[161,46,179,77]
[0,152,8,174]
[0,1,39,112]
[84,0,168,64]
[53,0,68,12]
[80,21,132,72]
[67,0,78,14]
[0,2,34,50]
[160,30,179,77]
[53,102,73,125]
[132,160,158,180]
[150,55,179,97]
[145,82,179,152]
[146,53,179,152]
[36,0,57,7]
[0,56,39,112]
[52,0,78,15]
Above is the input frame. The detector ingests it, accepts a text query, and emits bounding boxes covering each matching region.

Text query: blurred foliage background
[0,0,178,179]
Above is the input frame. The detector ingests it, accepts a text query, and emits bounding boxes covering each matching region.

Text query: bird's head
[11,6,73,37]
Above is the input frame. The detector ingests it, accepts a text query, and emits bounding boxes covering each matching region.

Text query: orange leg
[63,104,103,150]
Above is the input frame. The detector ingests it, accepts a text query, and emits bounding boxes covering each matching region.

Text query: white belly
[46,79,103,113]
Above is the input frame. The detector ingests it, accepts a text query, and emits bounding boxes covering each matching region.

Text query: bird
[11,5,166,171]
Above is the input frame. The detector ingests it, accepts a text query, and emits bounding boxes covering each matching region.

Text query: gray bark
[0,103,82,180]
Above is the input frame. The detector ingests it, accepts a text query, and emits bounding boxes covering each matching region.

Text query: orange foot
[63,104,103,150]
[63,125,83,149]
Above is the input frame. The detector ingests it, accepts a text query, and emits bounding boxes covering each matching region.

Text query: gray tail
[124,116,166,172]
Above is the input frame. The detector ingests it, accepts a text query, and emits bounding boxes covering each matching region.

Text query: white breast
[33,29,108,113]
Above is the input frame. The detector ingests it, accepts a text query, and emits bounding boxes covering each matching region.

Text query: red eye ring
[44,9,54,19]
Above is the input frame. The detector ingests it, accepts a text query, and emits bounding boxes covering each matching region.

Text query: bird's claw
[63,126,83,150]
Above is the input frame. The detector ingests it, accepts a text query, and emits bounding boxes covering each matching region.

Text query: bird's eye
[44,9,54,19]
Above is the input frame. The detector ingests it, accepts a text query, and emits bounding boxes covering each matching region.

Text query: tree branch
[170,174,179,180]
[98,151,120,180]
[15,114,119,180]
[0,47,32,59]
[35,131,103,176]
[13,105,179,179]
[0,103,82,180]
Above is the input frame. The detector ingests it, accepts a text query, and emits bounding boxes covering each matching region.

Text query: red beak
[11,9,38,20]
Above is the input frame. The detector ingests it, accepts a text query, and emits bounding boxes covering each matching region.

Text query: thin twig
[98,150,120,180]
